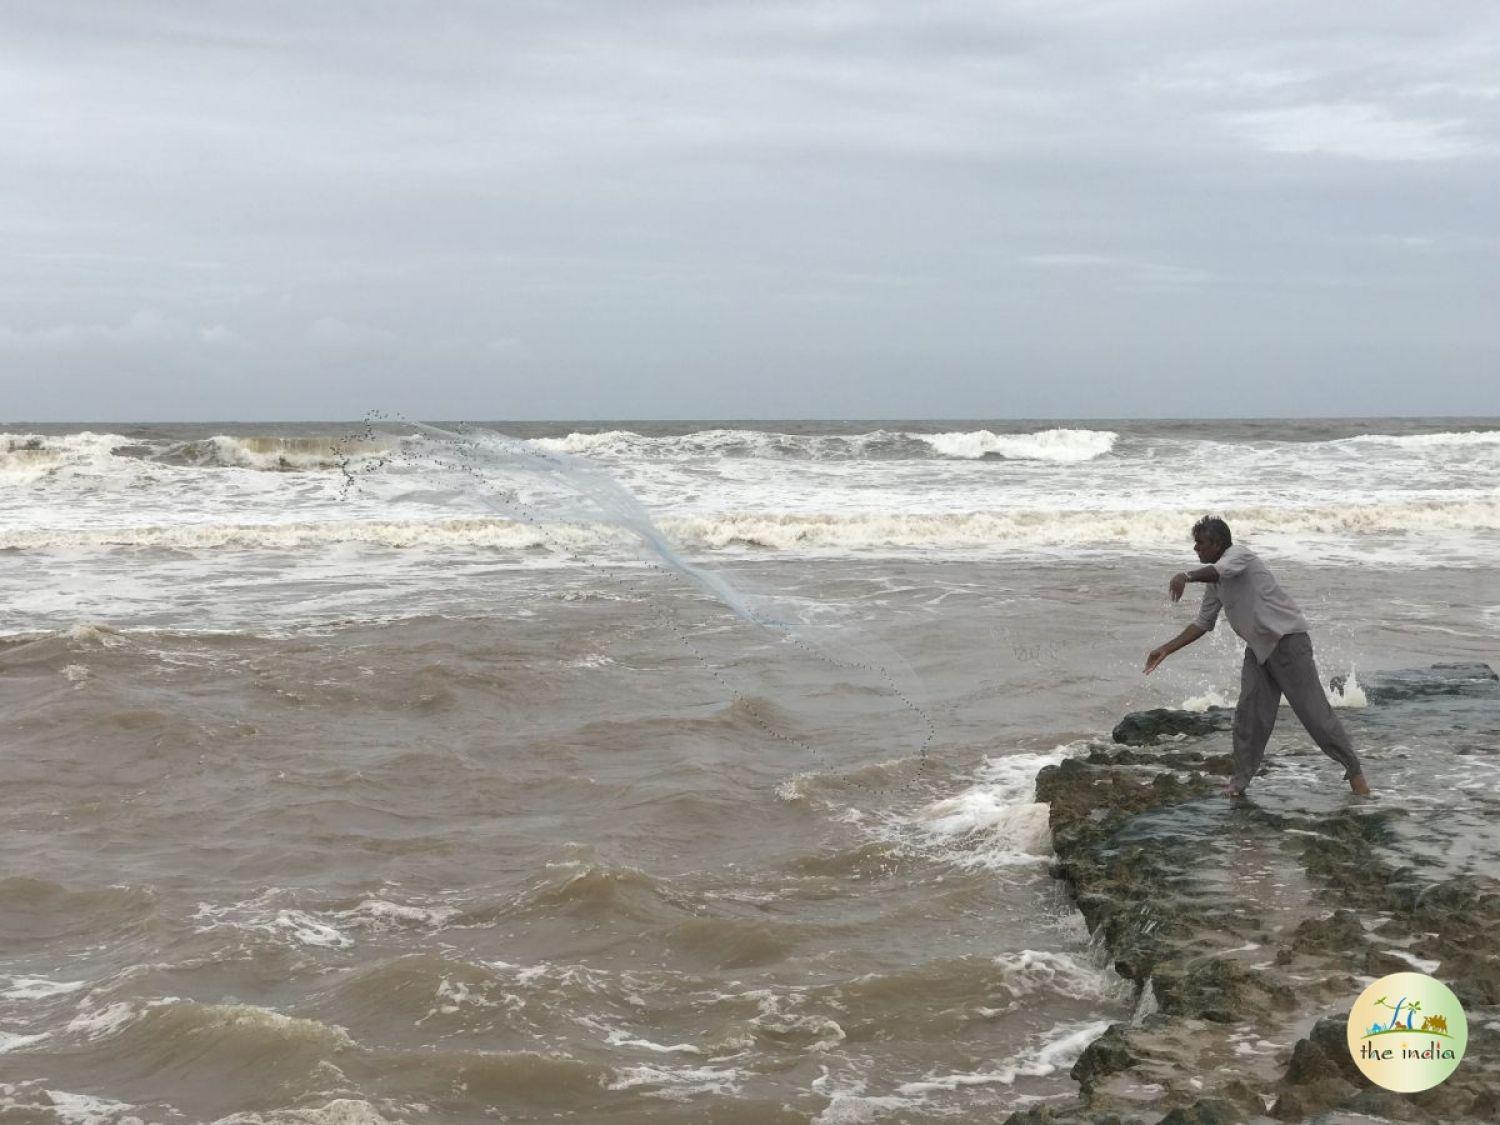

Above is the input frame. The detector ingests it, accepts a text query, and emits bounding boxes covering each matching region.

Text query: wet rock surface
[1359,662,1499,703]
[1013,663,1500,1125]
[1110,708,1234,746]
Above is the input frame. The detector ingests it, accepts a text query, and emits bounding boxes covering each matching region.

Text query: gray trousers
[1231,631,1363,790]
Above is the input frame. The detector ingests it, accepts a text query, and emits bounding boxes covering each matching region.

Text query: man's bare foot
[1349,774,1372,797]
[1224,783,1247,798]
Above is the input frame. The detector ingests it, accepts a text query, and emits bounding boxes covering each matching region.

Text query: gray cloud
[1,0,1497,420]
[0,309,242,350]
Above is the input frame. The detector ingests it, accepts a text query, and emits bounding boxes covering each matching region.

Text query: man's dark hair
[1192,515,1232,547]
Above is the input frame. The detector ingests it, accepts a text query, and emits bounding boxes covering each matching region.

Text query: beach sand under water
[1,420,1497,1122]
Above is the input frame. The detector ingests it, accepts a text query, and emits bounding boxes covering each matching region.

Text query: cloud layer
[2,1,1498,419]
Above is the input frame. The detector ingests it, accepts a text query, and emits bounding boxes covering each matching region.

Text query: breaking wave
[920,428,1117,461]
[533,427,1118,463]
[0,431,402,476]
[6,426,1496,485]
[5,497,1497,554]
[0,432,124,480]
[1340,429,1500,450]
[0,518,591,552]
[668,500,1500,550]
[156,435,403,471]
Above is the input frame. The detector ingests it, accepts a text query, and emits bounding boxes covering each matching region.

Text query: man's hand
[1146,624,1205,674]
[1168,572,1188,602]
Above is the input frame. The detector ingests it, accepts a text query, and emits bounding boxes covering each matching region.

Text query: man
[1144,516,1371,798]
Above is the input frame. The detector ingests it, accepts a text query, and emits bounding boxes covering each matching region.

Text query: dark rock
[1305,1014,1366,1084]
[1151,959,1294,1023]
[1364,948,1415,976]
[1283,1036,1336,1086]
[1361,662,1498,703]
[1291,909,1367,956]
[1002,1110,1059,1124]
[1029,676,1498,1125]
[1112,708,1233,746]
[1465,1084,1500,1120]
[1411,1081,1480,1120]
[1002,1109,1118,1125]
[1297,814,1400,899]
[1411,873,1500,920]
[1069,1023,1138,1093]
[1347,1087,1419,1119]
[1270,1077,1358,1120]
[1197,754,1233,776]
[1156,1100,1243,1125]
[1075,893,1116,932]
[1215,1080,1267,1115]
[1157,750,1204,768]
[1440,949,1500,1007]
[1404,877,1500,1005]
[1275,1017,1368,1118]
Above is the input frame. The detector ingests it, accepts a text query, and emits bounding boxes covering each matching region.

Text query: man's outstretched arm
[1168,565,1220,602]
[1145,624,1207,674]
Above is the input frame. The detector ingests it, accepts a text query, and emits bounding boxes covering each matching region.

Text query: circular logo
[1346,972,1467,1092]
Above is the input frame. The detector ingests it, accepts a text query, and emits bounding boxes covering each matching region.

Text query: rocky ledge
[1011,662,1500,1124]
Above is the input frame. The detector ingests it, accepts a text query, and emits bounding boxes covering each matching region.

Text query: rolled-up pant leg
[1232,645,1281,791]
[1265,632,1364,781]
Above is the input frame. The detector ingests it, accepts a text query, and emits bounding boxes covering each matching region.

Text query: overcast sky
[3,1,1498,421]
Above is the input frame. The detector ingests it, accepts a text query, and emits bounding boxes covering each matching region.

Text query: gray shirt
[1193,544,1311,663]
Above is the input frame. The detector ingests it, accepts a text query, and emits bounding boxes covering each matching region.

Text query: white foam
[0,1029,50,1053]
[666,500,1500,553]
[211,1099,400,1125]
[275,910,353,949]
[533,427,1119,463]
[66,1001,141,1040]
[335,898,458,930]
[813,1093,914,1123]
[427,976,498,1018]
[594,1020,702,1055]
[606,1062,745,1099]
[1,976,88,1000]
[911,791,1053,865]
[882,744,1088,870]
[0,432,129,482]
[1342,430,1500,449]
[193,894,355,950]
[1131,979,1159,1025]
[921,428,1117,462]
[0,517,572,553]
[746,990,848,1052]
[1327,666,1368,708]
[992,950,1130,1002]
[66,622,123,644]
[1192,665,1366,715]
[38,1090,139,1125]
[1180,689,1231,712]
[896,1019,1112,1094]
